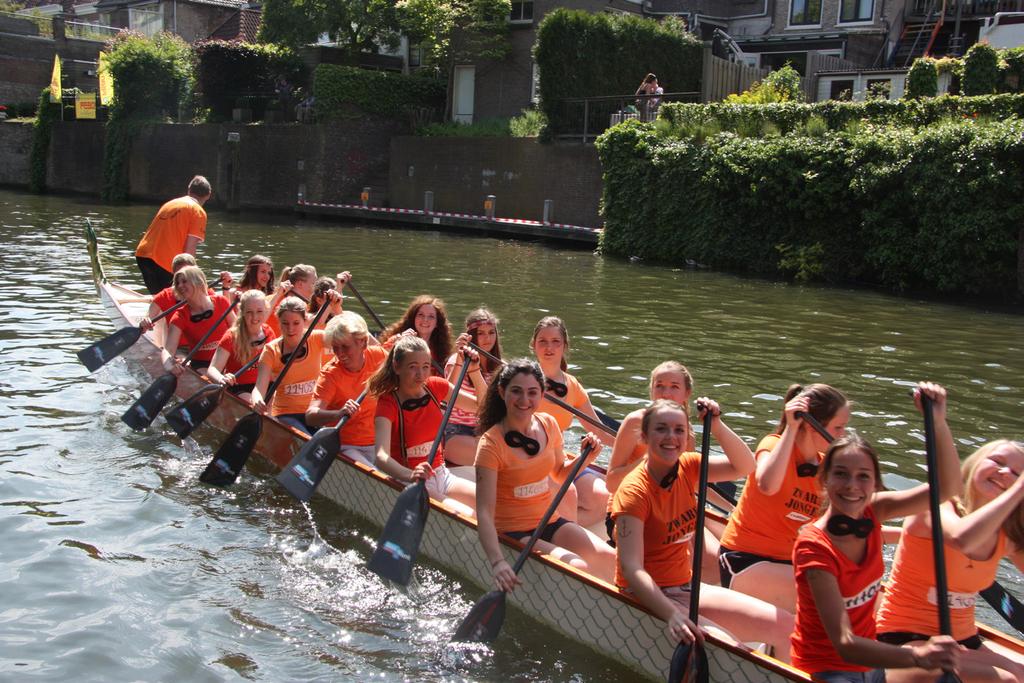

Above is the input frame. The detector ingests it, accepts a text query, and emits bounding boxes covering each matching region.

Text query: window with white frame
[840,0,873,22]
[510,1,533,23]
[790,0,821,25]
[409,44,422,67]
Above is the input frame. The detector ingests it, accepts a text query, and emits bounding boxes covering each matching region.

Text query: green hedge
[29,87,61,193]
[534,10,701,136]
[658,94,1024,137]
[313,64,444,120]
[194,40,306,121]
[596,118,1024,298]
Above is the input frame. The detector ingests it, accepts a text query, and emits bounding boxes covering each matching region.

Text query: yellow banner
[49,55,61,103]
[75,92,97,119]
[98,51,114,106]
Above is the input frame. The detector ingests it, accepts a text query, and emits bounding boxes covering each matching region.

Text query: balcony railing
[554,91,700,142]
[66,20,121,41]
[911,0,1024,16]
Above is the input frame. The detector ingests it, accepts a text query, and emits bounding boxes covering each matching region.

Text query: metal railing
[912,0,1024,15]
[555,91,700,142]
[66,20,121,41]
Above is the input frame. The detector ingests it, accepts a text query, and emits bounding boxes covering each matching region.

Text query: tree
[397,0,510,119]
[258,0,401,57]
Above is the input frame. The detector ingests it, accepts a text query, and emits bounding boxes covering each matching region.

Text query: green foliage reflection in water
[596,118,1024,298]
[29,87,59,193]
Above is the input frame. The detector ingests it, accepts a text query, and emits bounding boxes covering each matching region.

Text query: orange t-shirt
[791,509,883,674]
[135,196,207,272]
[168,294,233,363]
[216,323,275,385]
[611,452,701,589]
[475,412,565,533]
[876,516,1006,642]
[259,330,331,417]
[719,434,823,561]
[540,372,589,432]
[311,345,387,447]
[374,376,450,468]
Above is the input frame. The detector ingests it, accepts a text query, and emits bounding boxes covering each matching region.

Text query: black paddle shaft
[164,354,261,438]
[345,281,387,331]
[921,393,955,638]
[688,410,714,623]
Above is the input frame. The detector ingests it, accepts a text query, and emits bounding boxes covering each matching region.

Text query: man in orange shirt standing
[135,175,212,294]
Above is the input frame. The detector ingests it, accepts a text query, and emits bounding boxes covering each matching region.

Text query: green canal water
[1,188,1022,681]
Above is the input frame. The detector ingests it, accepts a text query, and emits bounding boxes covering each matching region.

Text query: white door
[453,65,475,124]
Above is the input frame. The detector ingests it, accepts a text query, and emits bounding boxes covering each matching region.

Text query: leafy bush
[905,58,938,98]
[1000,47,1024,93]
[963,42,1000,96]
[509,108,546,137]
[194,40,306,121]
[658,94,1024,140]
[595,117,1024,298]
[102,31,195,201]
[534,10,700,136]
[313,64,444,121]
[726,65,804,103]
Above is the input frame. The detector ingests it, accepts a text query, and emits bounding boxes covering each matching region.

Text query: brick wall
[0,32,102,106]
[0,121,33,187]
[31,120,400,210]
[388,136,603,228]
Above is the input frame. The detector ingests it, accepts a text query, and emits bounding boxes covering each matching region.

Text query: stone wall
[0,121,33,187]
[388,137,603,228]
[0,31,102,106]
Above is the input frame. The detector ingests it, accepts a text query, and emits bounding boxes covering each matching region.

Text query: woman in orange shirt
[530,316,611,528]
[206,289,275,401]
[475,359,616,589]
[612,398,793,659]
[159,265,236,374]
[876,439,1024,682]
[370,336,486,517]
[443,307,503,468]
[380,295,453,375]
[790,383,961,682]
[718,383,849,612]
[305,311,387,468]
[251,294,341,435]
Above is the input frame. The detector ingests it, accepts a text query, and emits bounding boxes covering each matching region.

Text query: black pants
[137,256,172,295]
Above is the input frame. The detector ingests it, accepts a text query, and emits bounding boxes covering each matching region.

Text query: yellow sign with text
[75,92,97,119]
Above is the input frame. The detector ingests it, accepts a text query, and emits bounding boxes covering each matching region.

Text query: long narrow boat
[83,225,1023,682]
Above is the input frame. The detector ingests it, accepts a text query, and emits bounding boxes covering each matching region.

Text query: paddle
[276,389,369,501]
[797,410,1024,636]
[345,281,387,332]
[453,443,597,643]
[668,408,713,683]
[366,356,473,586]
[121,298,239,431]
[468,341,738,508]
[198,300,331,486]
[921,393,963,683]
[163,354,260,439]
[77,299,187,372]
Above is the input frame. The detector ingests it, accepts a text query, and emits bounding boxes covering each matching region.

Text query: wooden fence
[702,47,861,103]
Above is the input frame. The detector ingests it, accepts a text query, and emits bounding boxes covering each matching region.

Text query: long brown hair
[381,295,453,363]
[229,290,269,364]
[956,440,1024,549]
[280,263,316,287]
[817,432,884,493]
[465,307,502,375]
[238,255,275,295]
[367,336,430,397]
[476,358,544,435]
[531,316,569,371]
[775,383,848,434]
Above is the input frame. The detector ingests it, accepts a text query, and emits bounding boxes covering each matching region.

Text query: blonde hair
[956,440,1024,549]
[324,310,369,348]
[227,290,269,364]
[649,361,693,394]
[276,295,307,320]
[367,336,430,397]
[170,253,197,272]
[172,265,208,298]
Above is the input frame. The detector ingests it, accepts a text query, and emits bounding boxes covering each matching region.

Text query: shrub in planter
[906,57,938,98]
[962,42,1000,95]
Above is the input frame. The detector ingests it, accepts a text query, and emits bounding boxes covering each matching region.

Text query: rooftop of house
[209,6,260,41]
